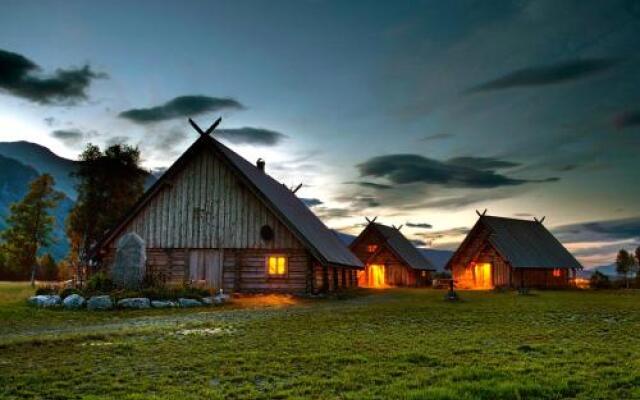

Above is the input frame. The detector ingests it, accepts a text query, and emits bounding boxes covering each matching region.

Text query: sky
[0,0,639,268]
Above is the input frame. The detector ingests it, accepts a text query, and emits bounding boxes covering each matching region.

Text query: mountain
[0,141,79,199]
[333,230,454,271]
[0,154,73,260]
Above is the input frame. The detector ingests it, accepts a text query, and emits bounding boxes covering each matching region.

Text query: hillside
[0,154,72,260]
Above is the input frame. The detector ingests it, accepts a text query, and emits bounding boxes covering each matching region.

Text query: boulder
[117,297,151,309]
[87,295,113,311]
[151,300,177,309]
[111,232,146,290]
[28,295,61,308]
[201,297,213,306]
[214,293,231,305]
[178,298,202,308]
[63,294,86,310]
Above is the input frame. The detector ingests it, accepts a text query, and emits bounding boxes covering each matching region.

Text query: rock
[111,232,146,290]
[63,294,86,310]
[28,295,61,308]
[178,298,202,308]
[151,300,177,308]
[214,294,231,305]
[87,295,113,311]
[201,297,213,306]
[117,297,151,309]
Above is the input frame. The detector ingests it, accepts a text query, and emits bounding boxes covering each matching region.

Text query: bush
[85,272,114,294]
[590,271,611,289]
[35,287,56,295]
[59,287,80,299]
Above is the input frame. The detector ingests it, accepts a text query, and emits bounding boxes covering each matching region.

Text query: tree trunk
[30,264,37,287]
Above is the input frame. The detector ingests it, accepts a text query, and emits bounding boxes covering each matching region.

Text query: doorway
[473,262,492,289]
[189,250,223,290]
[358,264,386,288]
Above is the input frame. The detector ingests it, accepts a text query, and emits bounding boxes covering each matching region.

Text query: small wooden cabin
[350,222,435,287]
[446,215,582,289]
[94,123,363,294]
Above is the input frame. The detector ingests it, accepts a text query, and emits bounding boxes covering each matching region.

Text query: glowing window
[267,255,287,276]
[367,244,378,253]
[552,268,561,277]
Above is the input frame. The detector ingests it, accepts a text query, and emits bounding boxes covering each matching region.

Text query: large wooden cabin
[93,122,363,294]
[350,222,435,287]
[446,214,582,289]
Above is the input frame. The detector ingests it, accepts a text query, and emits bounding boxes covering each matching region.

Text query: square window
[552,269,561,277]
[267,255,287,276]
[367,244,378,253]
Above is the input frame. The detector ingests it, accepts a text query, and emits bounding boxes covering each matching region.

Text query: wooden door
[473,263,493,289]
[189,250,223,290]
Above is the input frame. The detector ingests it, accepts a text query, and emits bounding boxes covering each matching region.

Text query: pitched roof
[480,216,582,269]
[98,133,363,269]
[368,223,435,270]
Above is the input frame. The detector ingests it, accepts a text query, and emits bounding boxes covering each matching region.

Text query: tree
[38,253,58,281]
[0,174,64,285]
[590,270,611,289]
[615,249,635,289]
[66,143,147,280]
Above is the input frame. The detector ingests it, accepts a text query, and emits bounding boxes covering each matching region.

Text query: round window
[260,225,274,241]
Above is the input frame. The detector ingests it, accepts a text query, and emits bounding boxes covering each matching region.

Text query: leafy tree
[615,249,636,289]
[37,253,58,281]
[0,174,64,285]
[66,143,146,278]
[589,270,611,289]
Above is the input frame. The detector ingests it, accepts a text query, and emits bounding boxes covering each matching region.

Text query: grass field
[2,282,640,399]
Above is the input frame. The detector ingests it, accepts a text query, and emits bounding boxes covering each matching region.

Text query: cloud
[119,95,244,124]
[553,216,640,243]
[52,129,84,145]
[446,156,520,170]
[301,197,323,207]
[406,222,433,229]
[0,49,105,104]
[357,154,558,189]
[613,109,640,130]
[344,181,393,190]
[466,58,619,93]
[105,135,132,147]
[216,127,287,146]
[313,206,353,220]
[415,227,470,248]
[420,133,454,141]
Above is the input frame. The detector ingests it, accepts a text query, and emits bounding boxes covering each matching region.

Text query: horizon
[1,0,639,268]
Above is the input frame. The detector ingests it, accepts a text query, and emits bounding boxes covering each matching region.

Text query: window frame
[552,268,561,278]
[265,254,288,278]
[367,244,379,253]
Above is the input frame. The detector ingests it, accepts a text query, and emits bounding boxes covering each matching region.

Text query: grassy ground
[2,283,640,399]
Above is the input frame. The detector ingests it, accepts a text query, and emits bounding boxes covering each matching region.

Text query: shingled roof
[459,215,582,270]
[97,133,363,269]
[368,223,435,271]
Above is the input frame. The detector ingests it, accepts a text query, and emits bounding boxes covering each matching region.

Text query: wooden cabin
[446,214,582,289]
[93,122,363,294]
[350,222,435,287]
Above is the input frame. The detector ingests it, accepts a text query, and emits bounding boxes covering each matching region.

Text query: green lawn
[2,283,640,399]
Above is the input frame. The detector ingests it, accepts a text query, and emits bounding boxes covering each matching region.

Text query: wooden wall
[103,247,358,294]
[512,268,572,289]
[107,147,303,250]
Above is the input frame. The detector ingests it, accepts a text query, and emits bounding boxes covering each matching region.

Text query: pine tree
[0,174,64,285]
[615,249,634,289]
[66,143,146,280]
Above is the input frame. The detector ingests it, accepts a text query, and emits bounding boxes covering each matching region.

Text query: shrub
[35,287,55,295]
[590,271,611,289]
[85,272,114,293]
[59,287,80,299]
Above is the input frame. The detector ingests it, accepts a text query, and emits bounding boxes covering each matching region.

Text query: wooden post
[322,265,329,293]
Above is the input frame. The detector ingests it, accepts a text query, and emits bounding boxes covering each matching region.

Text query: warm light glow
[367,244,378,253]
[267,255,287,275]
[552,268,561,277]
[473,263,492,289]
[359,264,386,288]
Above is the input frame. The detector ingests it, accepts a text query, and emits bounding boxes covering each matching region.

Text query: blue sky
[1,0,639,267]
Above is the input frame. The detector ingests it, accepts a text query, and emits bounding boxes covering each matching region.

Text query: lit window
[367,244,378,253]
[267,255,287,276]
[552,269,561,277]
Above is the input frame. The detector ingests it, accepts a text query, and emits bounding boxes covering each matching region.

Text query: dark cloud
[344,181,393,190]
[105,135,132,147]
[406,222,433,229]
[0,48,104,104]
[357,154,558,189]
[415,227,470,247]
[313,206,353,220]
[43,117,57,127]
[420,133,454,141]
[410,239,428,247]
[466,58,619,93]
[553,216,640,243]
[613,109,640,130]
[52,129,84,145]
[119,95,244,124]
[216,127,287,146]
[301,197,323,207]
[447,156,520,170]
